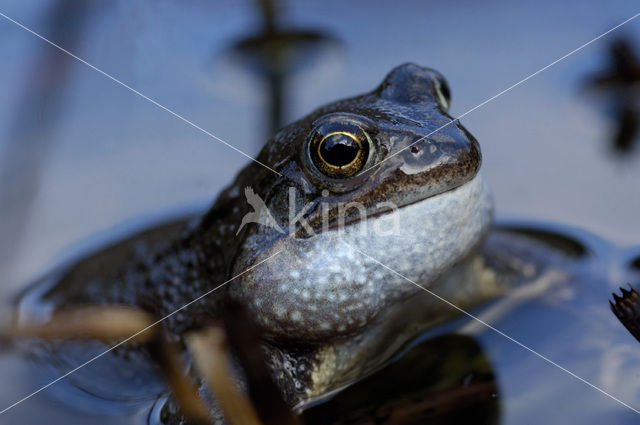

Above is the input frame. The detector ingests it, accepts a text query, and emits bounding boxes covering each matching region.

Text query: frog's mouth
[315,175,480,234]
[340,172,492,239]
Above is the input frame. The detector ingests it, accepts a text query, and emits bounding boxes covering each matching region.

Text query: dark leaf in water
[610,284,640,343]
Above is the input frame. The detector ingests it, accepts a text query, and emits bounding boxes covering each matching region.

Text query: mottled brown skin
[31,64,490,415]
[40,63,480,338]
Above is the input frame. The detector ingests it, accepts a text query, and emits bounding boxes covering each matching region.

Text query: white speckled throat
[232,173,493,342]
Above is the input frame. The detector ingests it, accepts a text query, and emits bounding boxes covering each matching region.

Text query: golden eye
[309,129,370,179]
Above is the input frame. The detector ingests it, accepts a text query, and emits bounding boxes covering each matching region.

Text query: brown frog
[17,63,512,421]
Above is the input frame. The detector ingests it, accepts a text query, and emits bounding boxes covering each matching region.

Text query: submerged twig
[221,301,302,425]
[8,304,211,423]
[148,335,211,425]
[5,305,155,343]
[187,326,262,425]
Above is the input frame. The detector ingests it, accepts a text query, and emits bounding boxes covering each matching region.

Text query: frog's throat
[235,173,493,342]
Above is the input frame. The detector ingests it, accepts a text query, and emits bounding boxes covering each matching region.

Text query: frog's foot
[4,305,301,425]
[610,284,640,343]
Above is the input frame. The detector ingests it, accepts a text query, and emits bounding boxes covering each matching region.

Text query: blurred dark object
[614,105,638,152]
[0,0,95,279]
[228,0,339,139]
[611,284,640,343]
[589,39,640,86]
[585,38,640,155]
[302,334,500,425]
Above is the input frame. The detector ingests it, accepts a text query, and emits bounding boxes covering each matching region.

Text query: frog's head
[219,63,492,343]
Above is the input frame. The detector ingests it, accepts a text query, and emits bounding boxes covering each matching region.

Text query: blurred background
[0,1,640,423]
[1,0,639,294]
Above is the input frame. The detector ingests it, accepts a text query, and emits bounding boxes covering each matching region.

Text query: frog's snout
[378,63,449,108]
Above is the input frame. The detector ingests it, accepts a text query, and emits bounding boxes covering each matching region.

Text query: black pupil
[319,133,360,167]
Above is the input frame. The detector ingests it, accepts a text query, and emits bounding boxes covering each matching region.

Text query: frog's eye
[432,72,451,110]
[309,127,372,179]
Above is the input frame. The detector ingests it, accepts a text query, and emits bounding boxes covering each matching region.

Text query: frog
[12,63,587,423]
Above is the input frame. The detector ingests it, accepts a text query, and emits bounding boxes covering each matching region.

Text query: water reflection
[585,37,640,155]
[302,334,499,425]
[9,210,640,424]
[2,1,640,424]
[497,226,589,259]
[227,0,340,139]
